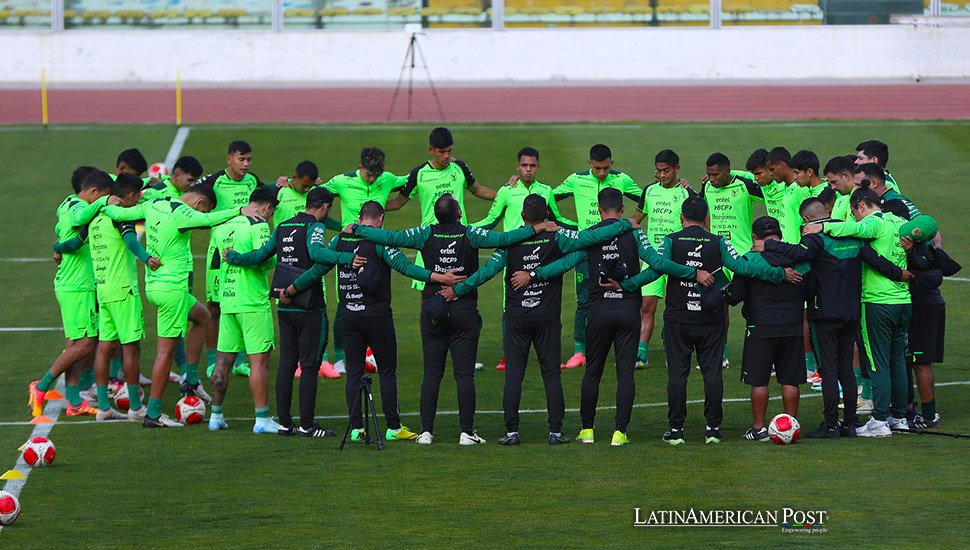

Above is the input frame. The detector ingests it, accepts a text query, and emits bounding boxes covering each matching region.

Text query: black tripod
[340,375,384,450]
[387,33,446,122]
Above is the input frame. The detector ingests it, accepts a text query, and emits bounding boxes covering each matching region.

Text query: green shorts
[148,288,197,339]
[643,274,666,298]
[218,310,274,354]
[205,243,221,303]
[411,253,426,291]
[55,289,98,340]
[99,292,145,344]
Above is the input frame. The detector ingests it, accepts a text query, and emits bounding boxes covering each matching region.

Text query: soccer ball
[113,385,144,410]
[106,378,125,400]
[768,414,801,445]
[175,395,206,425]
[148,162,169,178]
[0,491,20,526]
[22,437,56,467]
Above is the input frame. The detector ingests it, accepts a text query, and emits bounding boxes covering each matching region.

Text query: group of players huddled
[29,128,960,446]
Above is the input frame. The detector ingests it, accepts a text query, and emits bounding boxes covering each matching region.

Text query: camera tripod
[339,375,385,450]
[387,32,446,122]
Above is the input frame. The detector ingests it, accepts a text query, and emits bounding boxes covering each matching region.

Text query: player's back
[217,215,274,313]
[88,212,139,301]
[54,195,95,291]
[143,198,194,290]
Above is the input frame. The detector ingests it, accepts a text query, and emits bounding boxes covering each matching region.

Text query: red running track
[2,84,969,124]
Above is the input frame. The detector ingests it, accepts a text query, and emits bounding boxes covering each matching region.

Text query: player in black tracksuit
[441,194,637,445]
[621,196,788,445]
[351,193,558,445]
[724,216,807,442]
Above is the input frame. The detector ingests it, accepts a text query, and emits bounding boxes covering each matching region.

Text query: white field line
[163,126,191,169]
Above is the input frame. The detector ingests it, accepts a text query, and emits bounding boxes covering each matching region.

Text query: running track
[2,83,970,124]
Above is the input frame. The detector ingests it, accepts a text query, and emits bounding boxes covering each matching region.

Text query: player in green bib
[210,188,280,435]
[274,161,320,224]
[29,167,108,418]
[790,150,828,200]
[855,139,900,192]
[141,156,203,202]
[87,174,161,421]
[824,155,857,222]
[325,147,408,228]
[744,149,791,241]
[553,143,642,369]
[114,148,148,181]
[631,149,695,370]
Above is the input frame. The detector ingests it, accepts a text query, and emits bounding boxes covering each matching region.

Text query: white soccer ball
[0,490,20,526]
[148,162,169,177]
[113,385,144,410]
[175,395,206,425]
[768,413,801,445]
[22,437,56,467]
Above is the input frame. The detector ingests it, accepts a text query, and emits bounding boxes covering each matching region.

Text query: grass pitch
[1,121,969,548]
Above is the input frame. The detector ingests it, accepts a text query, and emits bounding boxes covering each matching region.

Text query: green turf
[1,121,969,548]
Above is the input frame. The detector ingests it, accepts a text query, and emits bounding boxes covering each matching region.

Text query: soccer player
[104,185,264,427]
[209,188,280,434]
[745,148,790,241]
[855,162,921,221]
[197,140,267,378]
[725,217,806,442]
[823,155,857,222]
[804,187,912,437]
[765,147,810,244]
[789,150,828,199]
[441,194,644,445]
[817,187,837,215]
[114,148,148,179]
[274,160,321,225]
[29,168,109,417]
[631,149,696,370]
[141,156,204,202]
[350,194,558,445]
[88,174,161,421]
[552,144,641,370]
[225,187,363,436]
[855,139,900,191]
[624,196,791,445]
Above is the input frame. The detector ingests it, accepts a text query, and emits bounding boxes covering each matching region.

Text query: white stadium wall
[1,25,969,85]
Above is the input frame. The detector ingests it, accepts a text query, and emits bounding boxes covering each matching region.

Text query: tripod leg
[339,382,364,450]
[387,37,416,122]
[367,381,385,450]
[412,38,446,122]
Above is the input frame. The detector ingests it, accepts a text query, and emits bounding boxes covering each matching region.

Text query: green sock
[805,353,816,372]
[206,349,217,367]
[147,397,163,419]
[173,337,187,371]
[722,345,728,362]
[66,384,82,407]
[637,343,649,362]
[184,363,199,385]
[211,405,223,414]
[110,357,123,379]
[81,368,94,388]
[255,406,270,419]
[96,385,110,411]
[922,399,936,418]
[860,377,872,400]
[127,384,142,410]
[37,371,57,392]
[234,354,245,367]
[574,340,585,355]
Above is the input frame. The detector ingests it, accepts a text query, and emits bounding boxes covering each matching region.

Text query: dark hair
[817,187,837,208]
[116,148,147,175]
[249,186,279,207]
[823,155,855,176]
[597,188,623,213]
[359,200,384,220]
[429,127,453,149]
[71,166,97,193]
[81,170,114,192]
[173,156,204,178]
[789,150,820,174]
[589,144,612,162]
[655,149,680,167]
[855,163,885,186]
[745,148,769,172]
[881,198,911,221]
[433,194,461,224]
[187,184,217,208]
[305,187,335,209]
[360,147,386,175]
[517,147,540,162]
[681,196,709,222]
[522,193,549,223]
[706,152,730,169]
[752,216,782,240]
[295,160,318,181]
[849,187,880,209]
[800,197,827,217]
[856,140,889,168]
[766,147,791,164]
[843,154,858,164]
[113,173,143,197]
[228,140,252,156]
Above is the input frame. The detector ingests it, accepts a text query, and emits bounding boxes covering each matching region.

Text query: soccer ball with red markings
[0,491,20,526]
[148,163,169,178]
[113,385,144,410]
[768,414,801,445]
[22,437,56,467]
[175,395,206,425]
[107,378,125,400]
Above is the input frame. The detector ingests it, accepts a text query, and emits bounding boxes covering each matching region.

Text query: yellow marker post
[41,68,49,126]
[176,70,182,126]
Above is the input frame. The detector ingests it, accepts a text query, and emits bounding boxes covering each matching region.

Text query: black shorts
[741,335,806,387]
[908,303,945,364]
